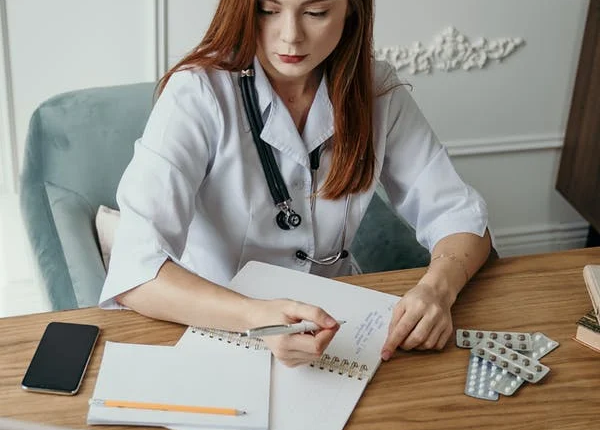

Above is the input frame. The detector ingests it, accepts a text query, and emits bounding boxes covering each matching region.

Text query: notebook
[87,340,271,429]
[176,261,401,430]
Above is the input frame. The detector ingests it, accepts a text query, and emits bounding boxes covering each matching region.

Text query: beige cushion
[95,205,120,269]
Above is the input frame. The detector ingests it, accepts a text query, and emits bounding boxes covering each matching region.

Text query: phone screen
[22,322,100,395]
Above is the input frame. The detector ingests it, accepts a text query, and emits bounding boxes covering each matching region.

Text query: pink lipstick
[278,54,307,64]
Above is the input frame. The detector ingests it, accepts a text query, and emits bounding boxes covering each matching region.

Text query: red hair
[158,0,375,200]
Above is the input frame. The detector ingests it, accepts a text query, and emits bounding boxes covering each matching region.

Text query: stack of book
[574,310,600,352]
[574,265,600,352]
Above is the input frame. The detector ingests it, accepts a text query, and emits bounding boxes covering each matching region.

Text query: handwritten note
[353,310,386,354]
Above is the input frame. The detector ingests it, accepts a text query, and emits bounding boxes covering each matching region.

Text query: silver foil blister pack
[472,338,550,383]
[489,332,559,396]
[456,329,533,351]
[489,370,523,396]
[458,328,559,400]
[465,355,499,401]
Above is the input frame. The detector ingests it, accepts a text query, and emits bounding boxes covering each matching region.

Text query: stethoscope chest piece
[276,210,302,230]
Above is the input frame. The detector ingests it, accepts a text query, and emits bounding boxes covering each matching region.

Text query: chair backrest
[22,82,155,209]
[20,82,156,310]
[352,189,429,273]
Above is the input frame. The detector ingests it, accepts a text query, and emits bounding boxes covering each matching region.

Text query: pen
[242,320,346,338]
[89,398,246,416]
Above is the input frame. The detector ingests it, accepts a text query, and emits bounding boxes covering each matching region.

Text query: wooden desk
[1,248,599,430]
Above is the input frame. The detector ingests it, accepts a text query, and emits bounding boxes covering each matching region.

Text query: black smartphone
[21,322,100,395]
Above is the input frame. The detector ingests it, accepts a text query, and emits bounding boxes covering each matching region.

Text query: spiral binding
[309,354,370,380]
[190,327,267,350]
[189,326,370,380]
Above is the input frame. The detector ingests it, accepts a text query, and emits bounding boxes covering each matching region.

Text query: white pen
[242,320,346,338]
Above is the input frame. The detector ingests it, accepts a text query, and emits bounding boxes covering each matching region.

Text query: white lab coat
[99,59,488,309]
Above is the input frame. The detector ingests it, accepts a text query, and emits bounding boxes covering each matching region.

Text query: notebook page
[230,261,399,378]
[87,341,270,430]
[176,261,400,430]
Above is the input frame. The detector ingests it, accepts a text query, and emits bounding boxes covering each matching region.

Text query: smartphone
[21,322,100,395]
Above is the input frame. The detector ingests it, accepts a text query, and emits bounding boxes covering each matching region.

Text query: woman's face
[256,0,349,84]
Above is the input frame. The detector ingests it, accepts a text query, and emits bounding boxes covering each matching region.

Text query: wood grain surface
[1,247,600,430]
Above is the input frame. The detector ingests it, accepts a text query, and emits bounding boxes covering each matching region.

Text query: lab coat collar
[252,57,334,168]
[303,77,334,153]
[252,58,274,116]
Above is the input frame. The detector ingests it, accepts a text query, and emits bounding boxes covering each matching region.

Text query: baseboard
[493,222,589,257]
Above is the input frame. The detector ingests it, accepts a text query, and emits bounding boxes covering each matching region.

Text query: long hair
[158,0,375,200]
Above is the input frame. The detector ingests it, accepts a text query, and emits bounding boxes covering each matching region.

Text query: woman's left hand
[380,282,453,360]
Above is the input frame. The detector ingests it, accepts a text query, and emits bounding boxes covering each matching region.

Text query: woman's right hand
[245,298,340,367]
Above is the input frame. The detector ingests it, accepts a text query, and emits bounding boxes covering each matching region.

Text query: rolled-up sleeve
[379,84,488,252]
[99,70,220,309]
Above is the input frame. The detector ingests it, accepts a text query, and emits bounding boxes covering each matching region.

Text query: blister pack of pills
[460,329,559,400]
[524,332,560,360]
[456,329,533,351]
[465,355,499,401]
[490,370,524,396]
[473,338,550,383]
[490,332,560,396]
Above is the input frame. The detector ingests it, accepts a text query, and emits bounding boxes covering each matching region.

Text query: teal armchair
[20,83,429,311]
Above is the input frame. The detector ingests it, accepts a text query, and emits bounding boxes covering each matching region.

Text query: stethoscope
[239,66,349,266]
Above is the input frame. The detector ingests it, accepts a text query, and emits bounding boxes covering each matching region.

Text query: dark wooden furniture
[557,0,600,246]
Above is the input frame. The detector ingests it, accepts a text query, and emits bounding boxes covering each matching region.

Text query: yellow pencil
[89,398,246,416]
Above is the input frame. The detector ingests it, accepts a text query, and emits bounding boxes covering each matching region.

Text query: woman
[100,0,492,366]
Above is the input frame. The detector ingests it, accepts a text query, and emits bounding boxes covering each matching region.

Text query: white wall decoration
[375,26,525,75]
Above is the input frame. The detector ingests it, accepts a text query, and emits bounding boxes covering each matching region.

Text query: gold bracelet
[430,253,470,283]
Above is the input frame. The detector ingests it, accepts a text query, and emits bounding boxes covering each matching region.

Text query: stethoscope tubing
[239,71,290,205]
[297,192,351,266]
[239,65,349,264]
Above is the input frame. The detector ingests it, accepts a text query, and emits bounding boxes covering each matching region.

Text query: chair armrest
[46,183,106,308]
[22,182,106,310]
[20,182,75,310]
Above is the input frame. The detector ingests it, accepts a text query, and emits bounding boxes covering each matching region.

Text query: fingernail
[381,350,391,361]
[326,317,336,327]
